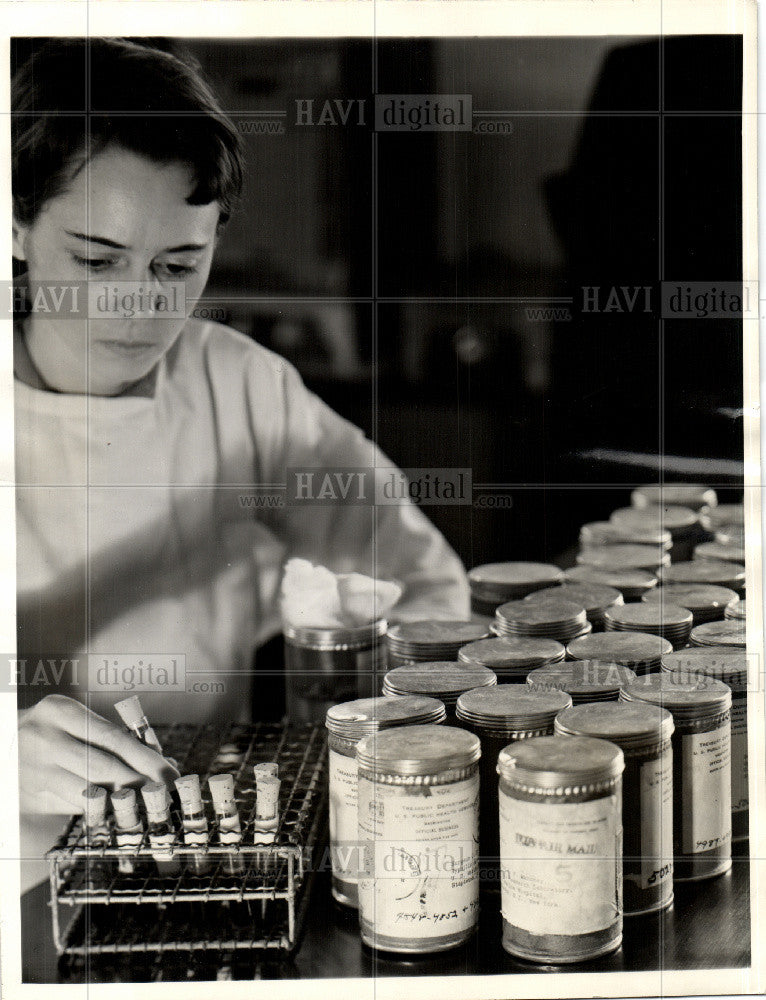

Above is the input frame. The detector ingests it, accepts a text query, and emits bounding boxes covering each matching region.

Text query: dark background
[12,36,746,567]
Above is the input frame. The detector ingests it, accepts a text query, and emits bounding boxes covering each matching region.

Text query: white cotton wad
[281,558,402,628]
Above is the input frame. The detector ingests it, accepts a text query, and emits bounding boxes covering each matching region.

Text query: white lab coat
[15,319,470,888]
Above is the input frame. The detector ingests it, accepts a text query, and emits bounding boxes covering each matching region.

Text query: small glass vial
[208,773,245,875]
[115,695,165,756]
[662,648,749,842]
[458,635,566,682]
[455,685,572,892]
[82,784,112,889]
[526,661,638,703]
[620,673,732,881]
[175,775,211,875]
[356,725,481,953]
[386,620,490,667]
[111,787,145,876]
[554,702,674,916]
[497,735,624,964]
[325,694,446,908]
[382,661,496,722]
[141,782,181,876]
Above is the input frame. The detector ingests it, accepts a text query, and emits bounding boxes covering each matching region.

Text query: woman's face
[13,145,221,395]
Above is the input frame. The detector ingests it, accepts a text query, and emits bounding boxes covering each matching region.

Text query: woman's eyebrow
[63,230,208,254]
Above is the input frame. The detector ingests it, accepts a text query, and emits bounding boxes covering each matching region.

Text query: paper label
[329,749,360,884]
[730,698,748,813]
[357,773,479,939]
[680,725,732,854]
[639,750,674,888]
[499,791,620,936]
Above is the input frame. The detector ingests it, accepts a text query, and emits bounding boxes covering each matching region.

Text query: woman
[13,38,469,884]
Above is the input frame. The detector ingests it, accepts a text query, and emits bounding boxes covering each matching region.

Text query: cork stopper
[253,762,279,782]
[111,787,139,829]
[175,774,204,816]
[255,776,281,820]
[114,695,146,730]
[208,773,237,814]
[82,784,107,826]
[141,781,170,823]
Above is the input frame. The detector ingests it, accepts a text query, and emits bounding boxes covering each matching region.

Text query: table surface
[22,842,752,983]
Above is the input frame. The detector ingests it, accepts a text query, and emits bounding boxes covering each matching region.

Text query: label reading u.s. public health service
[499,791,620,937]
[357,772,480,940]
[730,698,749,813]
[329,749,360,884]
[680,725,732,854]
[639,750,674,889]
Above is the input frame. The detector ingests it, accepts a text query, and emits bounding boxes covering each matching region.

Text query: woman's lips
[94,340,157,357]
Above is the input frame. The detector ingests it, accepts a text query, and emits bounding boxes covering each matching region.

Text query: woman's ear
[12,214,30,262]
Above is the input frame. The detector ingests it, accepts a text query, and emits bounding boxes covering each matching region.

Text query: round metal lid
[356,724,481,774]
[577,545,670,571]
[661,647,747,689]
[496,735,624,787]
[455,683,572,728]
[458,635,565,668]
[631,484,717,511]
[690,620,747,648]
[555,701,674,748]
[700,503,745,532]
[284,618,387,648]
[467,562,564,599]
[563,564,659,595]
[523,582,623,614]
[610,505,698,532]
[695,541,745,563]
[386,620,490,647]
[496,599,587,627]
[579,521,672,548]
[641,583,739,612]
[326,695,446,737]
[567,631,672,665]
[725,599,746,621]
[659,561,746,588]
[605,602,693,629]
[527,662,637,695]
[620,673,732,717]
[382,662,497,697]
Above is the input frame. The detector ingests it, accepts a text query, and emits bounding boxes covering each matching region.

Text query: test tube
[82,784,111,888]
[111,787,145,875]
[253,774,281,864]
[115,695,165,756]
[141,781,181,876]
[209,773,245,875]
[175,775,211,875]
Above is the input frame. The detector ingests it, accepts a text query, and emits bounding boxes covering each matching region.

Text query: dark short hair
[12,37,244,226]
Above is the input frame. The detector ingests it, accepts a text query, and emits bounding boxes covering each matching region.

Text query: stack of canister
[494,597,592,644]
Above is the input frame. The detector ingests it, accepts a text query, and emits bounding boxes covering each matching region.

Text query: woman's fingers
[35,695,178,783]
[19,764,100,816]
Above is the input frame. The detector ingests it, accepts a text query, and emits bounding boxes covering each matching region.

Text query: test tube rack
[47,722,328,957]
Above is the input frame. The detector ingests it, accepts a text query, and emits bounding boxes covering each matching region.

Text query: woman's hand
[18,695,179,814]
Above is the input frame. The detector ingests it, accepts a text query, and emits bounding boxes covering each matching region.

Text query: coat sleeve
[254,356,471,621]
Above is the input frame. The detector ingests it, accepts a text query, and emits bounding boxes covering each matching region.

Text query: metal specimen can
[458,635,566,682]
[662,648,749,843]
[325,695,446,908]
[386,620,491,666]
[554,702,674,916]
[356,725,481,953]
[620,674,732,880]
[283,620,388,724]
[497,735,624,963]
[382,661,497,721]
[526,661,637,703]
[467,562,564,615]
[455,685,572,892]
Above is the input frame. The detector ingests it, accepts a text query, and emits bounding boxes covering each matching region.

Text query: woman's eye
[71,253,116,273]
[155,261,199,278]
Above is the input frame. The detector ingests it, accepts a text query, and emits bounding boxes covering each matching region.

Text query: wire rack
[47,722,328,957]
